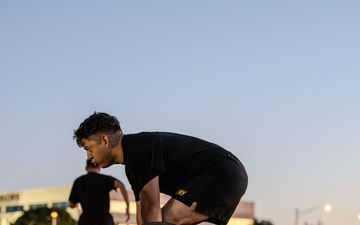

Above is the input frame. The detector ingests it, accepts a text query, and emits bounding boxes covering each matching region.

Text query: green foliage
[254,218,274,225]
[11,207,76,225]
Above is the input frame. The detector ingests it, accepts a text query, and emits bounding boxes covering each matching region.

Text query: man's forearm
[141,203,162,223]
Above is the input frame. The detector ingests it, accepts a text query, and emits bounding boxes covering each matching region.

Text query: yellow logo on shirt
[175,189,187,196]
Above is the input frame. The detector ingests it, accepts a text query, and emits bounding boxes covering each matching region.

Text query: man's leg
[162,198,209,225]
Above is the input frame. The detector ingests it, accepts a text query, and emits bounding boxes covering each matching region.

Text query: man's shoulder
[125,131,184,139]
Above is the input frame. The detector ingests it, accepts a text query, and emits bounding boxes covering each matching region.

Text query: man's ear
[102,135,109,147]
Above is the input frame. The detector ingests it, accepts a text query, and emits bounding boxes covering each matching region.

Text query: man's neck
[113,132,125,164]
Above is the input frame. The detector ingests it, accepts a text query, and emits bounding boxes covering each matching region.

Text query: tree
[254,218,274,225]
[11,207,76,225]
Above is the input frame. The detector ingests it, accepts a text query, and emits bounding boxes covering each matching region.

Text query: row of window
[3,202,69,213]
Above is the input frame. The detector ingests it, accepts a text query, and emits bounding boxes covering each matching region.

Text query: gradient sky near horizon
[1,1,360,225]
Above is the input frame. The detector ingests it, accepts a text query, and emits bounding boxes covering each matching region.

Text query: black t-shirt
[122,132,231,201]
[69,172,116,213]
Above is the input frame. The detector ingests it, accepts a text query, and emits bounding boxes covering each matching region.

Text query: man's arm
[68,181,78,209]
[139,176,162,223]
[114,179,130,222]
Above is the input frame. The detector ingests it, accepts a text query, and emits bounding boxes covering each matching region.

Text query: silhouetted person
[69,159,130,225]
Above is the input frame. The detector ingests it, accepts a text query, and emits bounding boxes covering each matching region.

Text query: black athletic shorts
[171,152,248,225]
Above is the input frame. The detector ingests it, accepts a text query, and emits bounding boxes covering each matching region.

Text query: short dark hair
[73,112,121,147]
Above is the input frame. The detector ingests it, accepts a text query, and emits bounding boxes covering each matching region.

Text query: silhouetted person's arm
[115,179,131,222]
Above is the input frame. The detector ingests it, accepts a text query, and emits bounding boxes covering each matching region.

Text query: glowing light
[50,212,58,218]
[324,204,332,212]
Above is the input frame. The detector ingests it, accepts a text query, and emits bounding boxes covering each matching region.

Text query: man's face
[82,136,112,168]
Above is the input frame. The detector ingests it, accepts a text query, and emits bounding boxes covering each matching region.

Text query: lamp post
[50,211,58,225]
[294,204,332,225]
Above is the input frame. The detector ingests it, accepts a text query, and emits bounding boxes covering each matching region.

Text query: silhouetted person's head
[85,159,100,172]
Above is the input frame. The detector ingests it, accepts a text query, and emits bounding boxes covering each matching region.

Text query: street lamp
[50,211,58,225]
[295,204,332,225]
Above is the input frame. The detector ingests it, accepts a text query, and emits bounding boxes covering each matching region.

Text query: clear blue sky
[1,1,359,225]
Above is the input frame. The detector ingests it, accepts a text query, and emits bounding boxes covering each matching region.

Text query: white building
[0,186,254,225]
